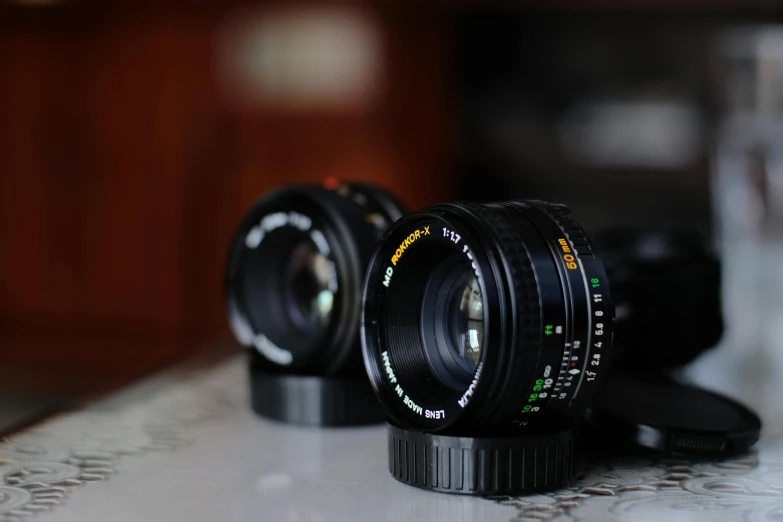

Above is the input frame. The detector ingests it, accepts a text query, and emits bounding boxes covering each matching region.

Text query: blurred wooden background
[0,2,454,394]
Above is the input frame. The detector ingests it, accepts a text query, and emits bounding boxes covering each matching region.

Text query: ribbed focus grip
[387,423,576,495]
[249,367,386,426]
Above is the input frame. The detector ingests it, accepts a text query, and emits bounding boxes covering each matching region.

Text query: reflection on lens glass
[450,274,483,371]
[288,242,334,328]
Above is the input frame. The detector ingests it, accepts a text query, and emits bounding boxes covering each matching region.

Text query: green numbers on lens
[521,404,540,414]
[522,375,550,415]
[591,277,600,288]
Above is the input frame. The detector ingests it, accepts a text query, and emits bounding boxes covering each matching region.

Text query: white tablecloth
[1,356,781,522]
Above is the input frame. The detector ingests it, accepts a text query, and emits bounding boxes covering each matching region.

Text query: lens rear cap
[387,422,577,496]
[249,365,386,427]
[586,374,761,456]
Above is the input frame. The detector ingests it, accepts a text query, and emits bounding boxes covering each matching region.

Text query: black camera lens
[362,200,615,435]
[226,182,405,425]
[593,229,723,372]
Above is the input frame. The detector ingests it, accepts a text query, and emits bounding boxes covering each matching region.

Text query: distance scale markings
[550,236,588,401]
[553,333,584,395]
[520,232,602,417]
[513,214,576,417]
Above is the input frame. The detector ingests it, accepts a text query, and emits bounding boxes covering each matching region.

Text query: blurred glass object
[688,26,783,433]
[558,98,701,169]
[216,6,381,113]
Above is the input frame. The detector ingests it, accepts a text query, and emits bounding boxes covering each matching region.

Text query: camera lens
[593,229,723,372]
[227,182,404,373]
[225,182,405,425]
[362,200,615,435]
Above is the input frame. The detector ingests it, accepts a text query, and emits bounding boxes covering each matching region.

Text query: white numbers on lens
[595,310,603,317]
[595,322,604,336]
[442,227,461,245]
[538,392,548,399]
[591,353,601,366]
[573,340,581,349]
[593,294,602,303]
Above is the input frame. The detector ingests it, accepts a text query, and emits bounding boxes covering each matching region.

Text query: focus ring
[462,203,542,427]
[387,423,576,495]
[527,201,595,258]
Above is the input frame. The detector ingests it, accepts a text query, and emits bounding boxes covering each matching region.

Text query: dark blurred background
[2,1,782,429]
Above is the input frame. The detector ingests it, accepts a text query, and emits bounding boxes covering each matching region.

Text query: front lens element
[448,273,483,372]
[418,252,486,392]
[287,241,334,328]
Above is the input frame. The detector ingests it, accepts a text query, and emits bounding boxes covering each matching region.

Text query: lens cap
[386,422,576,495]
[586,374,761,456]
[249,366,387,427]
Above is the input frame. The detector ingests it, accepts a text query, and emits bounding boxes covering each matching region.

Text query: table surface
[1,356,783,522]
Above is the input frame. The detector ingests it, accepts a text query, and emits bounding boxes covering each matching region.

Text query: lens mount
[362,200,614,435]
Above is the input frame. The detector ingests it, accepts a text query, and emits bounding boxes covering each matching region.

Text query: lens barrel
[362,200,614,492]
[226,182,405,425]
[363,200,614,434]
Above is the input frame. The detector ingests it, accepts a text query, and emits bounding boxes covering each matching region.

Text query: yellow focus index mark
[391,226,431,266]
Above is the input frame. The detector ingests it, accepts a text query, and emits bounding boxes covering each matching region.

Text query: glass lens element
[448,274,483,372]
[287,241,334,328]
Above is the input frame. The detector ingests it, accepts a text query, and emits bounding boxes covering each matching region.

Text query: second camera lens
[226,182,406,425]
